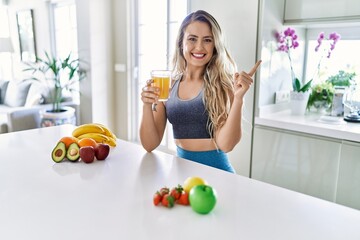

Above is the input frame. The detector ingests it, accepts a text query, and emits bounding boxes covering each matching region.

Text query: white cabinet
[252,126,341,202]
[284,0,360,23]
[336,141,360,209]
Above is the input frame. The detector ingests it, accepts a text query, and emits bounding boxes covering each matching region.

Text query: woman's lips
[192,53,206,59]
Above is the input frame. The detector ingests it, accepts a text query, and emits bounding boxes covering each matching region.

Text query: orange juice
[151,70,171,101]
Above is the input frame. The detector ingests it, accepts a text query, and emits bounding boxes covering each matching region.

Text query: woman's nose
[194,41,204,51]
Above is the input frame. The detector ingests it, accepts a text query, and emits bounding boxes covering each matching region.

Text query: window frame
[130,0,188,153]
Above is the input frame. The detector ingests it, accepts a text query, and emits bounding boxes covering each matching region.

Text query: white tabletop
[1,125,360,240]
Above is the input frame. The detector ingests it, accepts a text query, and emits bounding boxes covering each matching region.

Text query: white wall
[256,0,306,108]
[76,0,116,129]
[189,0,259,176]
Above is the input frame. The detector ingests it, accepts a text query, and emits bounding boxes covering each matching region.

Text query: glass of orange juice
[151,70,171,101]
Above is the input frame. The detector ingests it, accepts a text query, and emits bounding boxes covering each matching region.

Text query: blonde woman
[140,10,261,173]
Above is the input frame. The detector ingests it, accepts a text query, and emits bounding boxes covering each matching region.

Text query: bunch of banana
[72,123,117,147]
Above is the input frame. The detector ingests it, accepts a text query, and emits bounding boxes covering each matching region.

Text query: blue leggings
[176,146,235,173]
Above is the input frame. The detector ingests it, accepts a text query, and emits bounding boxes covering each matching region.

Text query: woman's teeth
[192,53,205,58]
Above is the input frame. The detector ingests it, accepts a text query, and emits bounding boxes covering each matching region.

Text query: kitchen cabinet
[336,141,360,209]
[284,0,360,23]
[251,126,342,202]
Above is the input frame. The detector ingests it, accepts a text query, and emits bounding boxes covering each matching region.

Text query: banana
[77,132,110,143]
[77,132,117,147]
[93,123,117,139]
[72,123,105,138]
[105,136,117,147]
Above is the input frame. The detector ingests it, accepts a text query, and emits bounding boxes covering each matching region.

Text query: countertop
[1,125,360,240]
[255,110,360,142]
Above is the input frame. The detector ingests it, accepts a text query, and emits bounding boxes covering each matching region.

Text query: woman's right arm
[139,80,167,152]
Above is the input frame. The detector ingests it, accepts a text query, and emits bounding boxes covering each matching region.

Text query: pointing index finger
[248,60,262,77]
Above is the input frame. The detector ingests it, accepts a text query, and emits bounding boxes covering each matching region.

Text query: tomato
[153,191,162,206]
[177,191,190,205]
[159,187,170,196]
[170,184,183,200]
[161,194,175,208]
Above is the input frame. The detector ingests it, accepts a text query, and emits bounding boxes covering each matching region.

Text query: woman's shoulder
[171,74,182,87]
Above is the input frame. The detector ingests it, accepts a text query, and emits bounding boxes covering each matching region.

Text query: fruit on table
[78,137,98,149]
[170,184,183,200]
[95,143,110,160]
[72,123,106,138]
[66,142,80,162]
[161,193,175,208]
[176,191,190,205]
[80,146,95,163]
[153,185,190,207]
[189,185,217,214]
[159,187,170,196]
[183,176,207,193]
[78,133,112,145]
[59,136,78,149]
[51,141,66,163]
[94,123,117,139]
[72,123,117,147]
[153,191,163,206]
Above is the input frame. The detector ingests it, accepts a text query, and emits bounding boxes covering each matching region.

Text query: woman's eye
[204,38,213,43]
[188,37,196,42]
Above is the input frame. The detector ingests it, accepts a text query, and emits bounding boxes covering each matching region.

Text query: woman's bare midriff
[175,138,217,151]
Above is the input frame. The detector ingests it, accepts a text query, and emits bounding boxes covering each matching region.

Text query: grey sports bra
[165,80,211,139]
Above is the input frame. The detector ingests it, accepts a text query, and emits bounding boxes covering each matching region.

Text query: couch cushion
[0,112,8,133]
[3,81,32,107]
[0,80,9,104]
[24,82,45,107]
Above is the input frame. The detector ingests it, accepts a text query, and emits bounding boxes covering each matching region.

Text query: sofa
[0,80,79,133]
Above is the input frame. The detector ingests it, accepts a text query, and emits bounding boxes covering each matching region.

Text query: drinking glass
[151,70,171,101]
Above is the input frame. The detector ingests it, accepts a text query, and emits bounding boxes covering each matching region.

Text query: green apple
[189,184,217,214]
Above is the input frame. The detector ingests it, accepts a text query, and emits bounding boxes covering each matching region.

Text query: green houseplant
[23,51,86,113]
[326,70,356,87]
[307,82,335,111]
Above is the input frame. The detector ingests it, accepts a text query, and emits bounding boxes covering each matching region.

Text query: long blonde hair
[172,10,237,138]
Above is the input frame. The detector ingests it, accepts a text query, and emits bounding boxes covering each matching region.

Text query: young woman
[140,10,261,173]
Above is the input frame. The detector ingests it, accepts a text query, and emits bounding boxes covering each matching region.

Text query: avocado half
[66,142,80,162]
[51,141,66,163]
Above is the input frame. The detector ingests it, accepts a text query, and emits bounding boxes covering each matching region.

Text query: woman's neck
[183,66,205,82]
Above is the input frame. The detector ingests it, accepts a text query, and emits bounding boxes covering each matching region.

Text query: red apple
[80,146,95,163]
[95,143,110,160]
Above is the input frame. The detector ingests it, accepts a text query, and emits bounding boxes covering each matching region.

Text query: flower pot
[290,91,310,115]
[313,100,331,114]
[40,106,76,127]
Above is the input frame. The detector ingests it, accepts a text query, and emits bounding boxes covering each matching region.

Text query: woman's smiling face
[182,21,215,70]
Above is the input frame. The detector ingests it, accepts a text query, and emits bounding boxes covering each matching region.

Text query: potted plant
[307,82,335,113]
[23,51,86,127]
[326,70,355,87]
[275,28,340,115]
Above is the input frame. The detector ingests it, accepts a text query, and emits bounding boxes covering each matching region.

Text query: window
[50,0,78,59]
[305,26,360,84]
[133,0,187,152]
[49,0,80,102]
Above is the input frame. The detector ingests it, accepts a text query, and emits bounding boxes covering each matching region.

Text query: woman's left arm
[216,61,261,152]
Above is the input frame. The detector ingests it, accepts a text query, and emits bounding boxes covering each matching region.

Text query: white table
[1,125,360,240]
